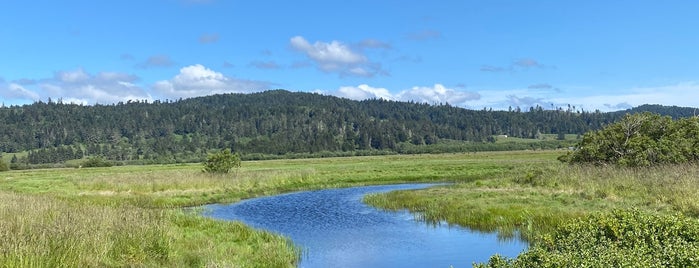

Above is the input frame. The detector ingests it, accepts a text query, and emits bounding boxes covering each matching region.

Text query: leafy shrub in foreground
[475,209,699,267]
[560,113,699,167]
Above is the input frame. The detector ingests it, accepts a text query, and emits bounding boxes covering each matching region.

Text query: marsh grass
[366,161,699,242]
[0,192,170,267]
[1,151,557,267]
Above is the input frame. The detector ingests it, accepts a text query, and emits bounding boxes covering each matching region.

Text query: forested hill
[0,90,695,165]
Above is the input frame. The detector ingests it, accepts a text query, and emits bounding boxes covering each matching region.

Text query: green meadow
[2,150,699,266]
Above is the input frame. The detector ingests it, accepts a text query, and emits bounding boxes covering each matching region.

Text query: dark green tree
[202,149,241,174]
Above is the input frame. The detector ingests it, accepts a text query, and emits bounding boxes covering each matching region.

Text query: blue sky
[2,1,699,111]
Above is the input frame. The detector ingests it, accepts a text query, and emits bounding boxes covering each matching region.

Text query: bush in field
[81,156,114,168]
[0,156,8,172]
[475,209,699,268]
[202,149,241,174]
[559,112,699,166]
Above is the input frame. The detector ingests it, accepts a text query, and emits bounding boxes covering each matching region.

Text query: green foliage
[81,156,113,168]
[0,153,8,172]
[560,113,699,166]
[203,149,241,174]
[475,210,699,268]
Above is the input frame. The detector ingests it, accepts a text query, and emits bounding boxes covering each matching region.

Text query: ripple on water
[204,184,527,268]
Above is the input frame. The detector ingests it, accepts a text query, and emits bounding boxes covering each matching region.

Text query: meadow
[0,151,528,267]
[2,150,699,266]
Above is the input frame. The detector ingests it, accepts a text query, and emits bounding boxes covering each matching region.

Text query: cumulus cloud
[332,84,480,106]
[137,55,175,68]
[199,33,219,44]
[398,84,481,105]
[337,84,393,100]
[290,36,386,77]
[153,64,272,99]
[1,68,151,104]
[44,69,150,104]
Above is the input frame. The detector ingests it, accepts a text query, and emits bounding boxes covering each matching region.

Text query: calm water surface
[204,184,526,267]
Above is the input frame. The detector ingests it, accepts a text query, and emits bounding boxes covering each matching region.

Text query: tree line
[0,90,696,166]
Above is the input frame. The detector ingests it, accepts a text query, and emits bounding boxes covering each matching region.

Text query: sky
[2,0,699,111]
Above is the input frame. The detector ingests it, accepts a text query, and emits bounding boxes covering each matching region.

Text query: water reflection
[204,184,526,267]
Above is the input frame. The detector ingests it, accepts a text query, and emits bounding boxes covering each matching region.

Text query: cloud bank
[334,84,481,105]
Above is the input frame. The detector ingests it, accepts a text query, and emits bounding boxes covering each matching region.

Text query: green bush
[0,159,8,172]
[475,209,699,267]
[81,156,114,168]
[202,149,241,174]
[560,113,699,167]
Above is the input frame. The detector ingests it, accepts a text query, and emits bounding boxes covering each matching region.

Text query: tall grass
[365,162,699,242]
[0,192,170,267]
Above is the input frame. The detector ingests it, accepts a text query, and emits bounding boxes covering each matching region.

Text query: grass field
[0,151,550,267]
[2,150,698,266]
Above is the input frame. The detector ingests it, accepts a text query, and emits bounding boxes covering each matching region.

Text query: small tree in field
[203,149,241,174]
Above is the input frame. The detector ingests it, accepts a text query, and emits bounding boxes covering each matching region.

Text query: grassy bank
[1,151,553,267]
[367,162,699,239]
[7,150,694,266]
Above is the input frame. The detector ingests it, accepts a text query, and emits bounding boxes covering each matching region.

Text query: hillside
[0,90,696,166]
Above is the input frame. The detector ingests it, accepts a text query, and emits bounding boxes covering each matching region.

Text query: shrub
[0,160,8,172]
[202,149,241,174]
[475,209,699,267]
[81,156,114,168]
[560,113,699,167]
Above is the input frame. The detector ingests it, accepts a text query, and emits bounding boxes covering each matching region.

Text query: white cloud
[44,69,150,104]
[0,83,40,100]
[290,36,365,65]
[290,36,386,77]
[57,69,90,83]
[332,84,481,105]
[469,82,699,112]
[398,84,481,105]
[551,82,699,112]
[153,64,272,99]
[0,68,152,104]
[337,84,393,100]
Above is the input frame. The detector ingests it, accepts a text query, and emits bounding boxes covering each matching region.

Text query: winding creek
[203,184,527,267]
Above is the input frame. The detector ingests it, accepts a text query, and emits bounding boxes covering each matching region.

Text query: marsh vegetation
[2,149,699,267]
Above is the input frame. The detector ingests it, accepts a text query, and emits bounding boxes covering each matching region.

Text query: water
[203,184,527,267]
